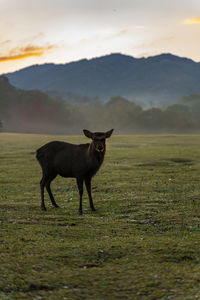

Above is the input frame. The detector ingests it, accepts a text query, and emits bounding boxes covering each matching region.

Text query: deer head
[83,129,114,153]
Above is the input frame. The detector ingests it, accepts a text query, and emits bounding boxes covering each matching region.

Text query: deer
[36,129,114,215]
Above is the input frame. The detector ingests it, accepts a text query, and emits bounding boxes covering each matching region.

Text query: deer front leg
[40,177,46,211]
[85,177,96,211]
[76,177,84,215]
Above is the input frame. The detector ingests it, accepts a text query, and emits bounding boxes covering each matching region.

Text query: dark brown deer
[36,129,113,214]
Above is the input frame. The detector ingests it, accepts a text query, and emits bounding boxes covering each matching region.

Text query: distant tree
[104,96,143,132]
[0,76,71,133]
[171,94,200,121]
[138,108,163,131]
[0,120,3,132]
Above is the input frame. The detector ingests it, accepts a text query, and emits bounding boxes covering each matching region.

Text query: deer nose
[98,145,103,151]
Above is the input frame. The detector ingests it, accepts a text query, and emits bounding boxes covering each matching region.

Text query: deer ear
[83,129,93,139]
[105,129,114,138]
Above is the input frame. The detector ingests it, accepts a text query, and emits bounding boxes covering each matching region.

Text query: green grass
[1,133,200,299]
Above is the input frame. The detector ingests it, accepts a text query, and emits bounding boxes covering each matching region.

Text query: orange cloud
[0,45,55,63]
[184,17,200,24]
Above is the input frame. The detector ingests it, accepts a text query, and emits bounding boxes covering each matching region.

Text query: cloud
[0,45,55,63]
[135,36,175,51]
[0,40,12,46]
[184,17,200,24]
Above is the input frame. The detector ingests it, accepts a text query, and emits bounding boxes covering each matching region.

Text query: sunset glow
[0,45,55,62]
[0,0,200,74]
[184,17,200,24]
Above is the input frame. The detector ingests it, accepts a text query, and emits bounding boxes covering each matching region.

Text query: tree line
[0,76,200,134]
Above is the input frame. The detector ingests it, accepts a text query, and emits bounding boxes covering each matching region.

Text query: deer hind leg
[85,177,96,211]
[45,175,59,208]
[40,168,57,210]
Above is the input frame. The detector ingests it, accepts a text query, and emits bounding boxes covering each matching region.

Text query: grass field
[1,133,200,299]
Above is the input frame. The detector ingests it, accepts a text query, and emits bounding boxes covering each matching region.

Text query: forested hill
[0,76,68,133]
[6,53,200,107]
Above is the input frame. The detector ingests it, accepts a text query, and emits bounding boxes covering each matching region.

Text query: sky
[0,0,200,74]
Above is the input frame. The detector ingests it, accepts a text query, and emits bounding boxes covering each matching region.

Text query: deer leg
[85,177,96,211]
[76,178,84,215]
[46,178,59,208]
[40,177,46,211]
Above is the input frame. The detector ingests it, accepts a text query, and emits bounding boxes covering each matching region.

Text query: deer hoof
[54,204,60,208]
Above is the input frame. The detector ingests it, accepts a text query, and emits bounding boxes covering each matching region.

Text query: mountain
[5,53,200,107]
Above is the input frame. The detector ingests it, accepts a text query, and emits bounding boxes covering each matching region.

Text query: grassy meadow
[1,133,200,299]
